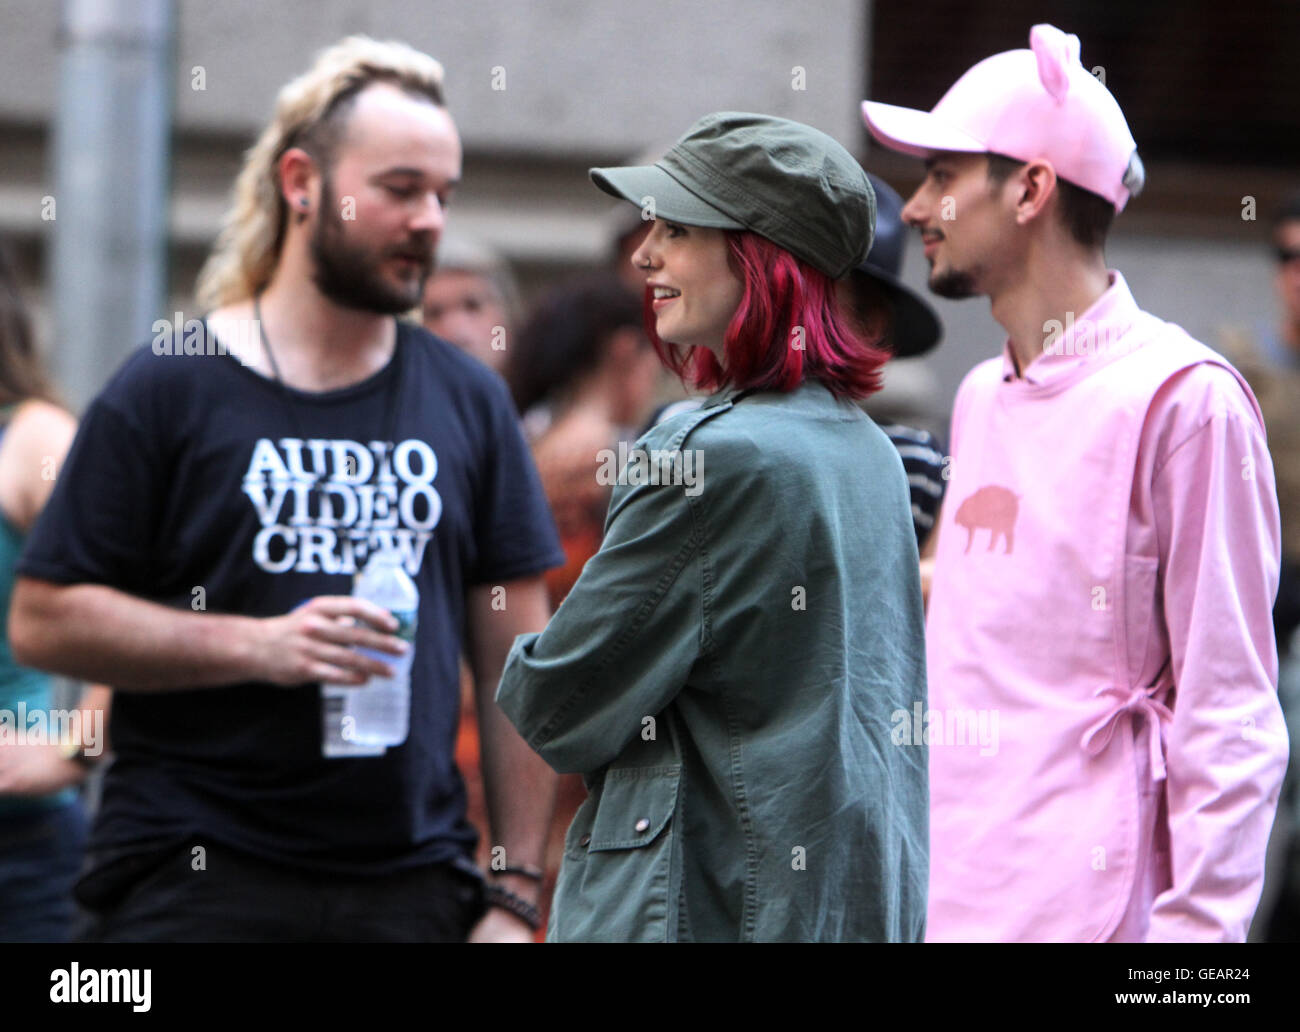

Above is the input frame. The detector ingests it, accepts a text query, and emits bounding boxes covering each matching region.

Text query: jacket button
[578,833,591,847]
[634,818,650,833]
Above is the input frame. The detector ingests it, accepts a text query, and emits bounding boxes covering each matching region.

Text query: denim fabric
[0,799,87,942]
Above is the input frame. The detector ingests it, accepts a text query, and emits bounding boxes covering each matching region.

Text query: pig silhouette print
[954,485,1020,554]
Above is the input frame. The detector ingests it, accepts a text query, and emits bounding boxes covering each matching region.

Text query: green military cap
[590,111,875,279]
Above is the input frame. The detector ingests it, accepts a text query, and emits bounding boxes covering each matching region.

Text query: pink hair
[644,230,888,400]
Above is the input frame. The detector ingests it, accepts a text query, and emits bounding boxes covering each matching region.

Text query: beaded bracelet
[483,883,542,931]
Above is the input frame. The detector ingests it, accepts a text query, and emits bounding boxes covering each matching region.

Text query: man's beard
[928,266,979,300]
[309,180,433,314]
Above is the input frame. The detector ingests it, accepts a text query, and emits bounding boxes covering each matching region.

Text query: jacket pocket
[549,765,680,943]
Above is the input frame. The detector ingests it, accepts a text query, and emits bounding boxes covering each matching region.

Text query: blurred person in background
[838,173,948,551]
[0,241,110,942]
[1220,192,1300,941]
[420,234,539,903]
[422,237,533,870]
[1221,191,1300,661]
[420,232,520,376]
[507,274,660,601]
[471,273,658,936]
[9,37,562,943]
[864,22,1286,941]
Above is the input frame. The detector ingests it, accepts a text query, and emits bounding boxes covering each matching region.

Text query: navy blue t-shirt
[17,320,563,875]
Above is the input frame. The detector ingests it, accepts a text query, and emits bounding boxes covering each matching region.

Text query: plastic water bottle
[332,547,418,749]
[318,599,385,758]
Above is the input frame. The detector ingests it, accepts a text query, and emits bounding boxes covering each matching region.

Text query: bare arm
[10,577,405,691]
[464,574,559,941]
[0,399,77,533]
[76,684,114,757]
[0,407,116,792]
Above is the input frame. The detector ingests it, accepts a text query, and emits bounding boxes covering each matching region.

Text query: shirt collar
[1000,270,1141,385]
[700,387,740,410]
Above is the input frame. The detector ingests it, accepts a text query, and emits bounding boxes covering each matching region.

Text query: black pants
[72,839,485,943]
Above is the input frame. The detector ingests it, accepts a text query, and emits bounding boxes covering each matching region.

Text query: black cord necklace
[252,295,404,501]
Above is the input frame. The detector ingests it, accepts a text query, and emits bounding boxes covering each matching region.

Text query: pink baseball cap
[861,24,1144,212]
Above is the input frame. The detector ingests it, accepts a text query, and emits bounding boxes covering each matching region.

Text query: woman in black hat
[497,112,928,942]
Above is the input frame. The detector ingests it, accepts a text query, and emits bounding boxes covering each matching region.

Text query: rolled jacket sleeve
[496,467,706,774]
[1146,406,1289,942]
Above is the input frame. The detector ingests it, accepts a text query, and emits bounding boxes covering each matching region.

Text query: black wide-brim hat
[851,173,943,358]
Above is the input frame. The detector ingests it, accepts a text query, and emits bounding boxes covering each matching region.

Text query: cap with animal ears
[862,24,1144,212]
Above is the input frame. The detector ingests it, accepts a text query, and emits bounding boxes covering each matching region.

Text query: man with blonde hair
[11,36,563,942]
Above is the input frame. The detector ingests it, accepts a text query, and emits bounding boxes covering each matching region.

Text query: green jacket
[497,379,928,942]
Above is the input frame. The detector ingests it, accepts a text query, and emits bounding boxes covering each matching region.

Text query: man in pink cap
[863,23,1288,942]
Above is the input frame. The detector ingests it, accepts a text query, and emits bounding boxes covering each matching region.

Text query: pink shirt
[926,271,1287,941]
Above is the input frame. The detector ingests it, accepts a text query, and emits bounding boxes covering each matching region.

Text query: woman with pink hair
[498,113,928,942]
